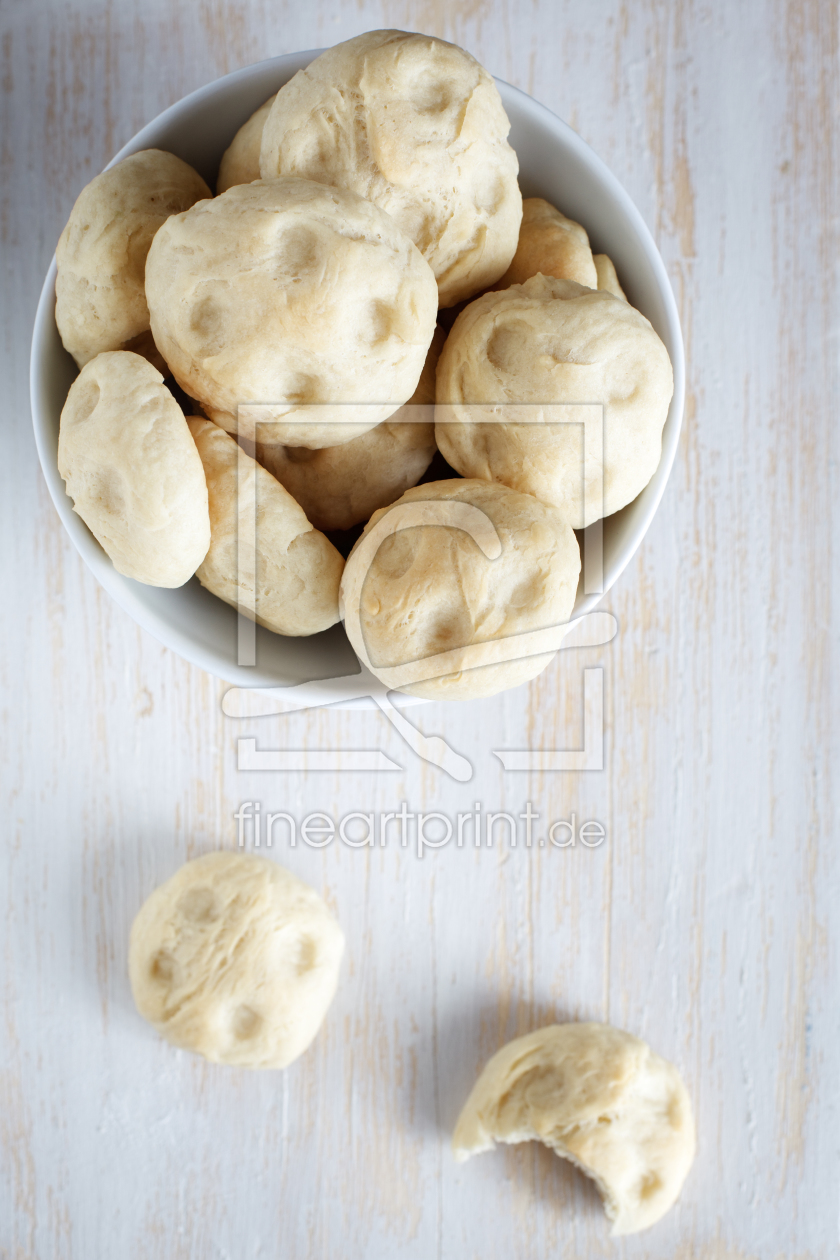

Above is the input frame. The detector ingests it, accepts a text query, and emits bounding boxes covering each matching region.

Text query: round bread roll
[55,149,210,368]
[57,351,210,586]
[259,30,522,307]
[129,852,345,1069]
[435,275,674,528]
[594,252,628,301]
[452,1022,695,1236]
[339,478,580,701]
[495,197,597,290]
[188,418,343,636]
[256,325,445,532]
[147,177,438,448]
[216,92,277,193]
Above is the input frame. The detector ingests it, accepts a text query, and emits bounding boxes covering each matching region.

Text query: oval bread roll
[260,30,522,307]
[435,274,674,528]
[494,197,598,290]
[55,149,210,368]
[256,326,445,532]
[339,478,580,700]
[216,93,277,193]
[129,852,344,1069]
[452,1022,696,1236]
[188,418,343,636]
[147,177,438,448]
[57,351,210,586]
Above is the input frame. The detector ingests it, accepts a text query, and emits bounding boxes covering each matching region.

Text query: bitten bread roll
[256,326,445,532]
[57,351,210,586]
[494,197,597,290]
[339,478,580,701]
[594,253,627,301]
[260,30,522,307]
[216,93,277,193]
[55,150,211,368]
[188,418,343,636]
[147,178,438,448]
[129,852,344,1069]
[436,275,674,528]
[452,1022,696,1236]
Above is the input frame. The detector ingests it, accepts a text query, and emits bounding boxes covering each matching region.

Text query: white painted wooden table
[2,1,837,1256]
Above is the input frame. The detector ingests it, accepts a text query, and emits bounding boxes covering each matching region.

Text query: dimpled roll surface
[57,351,210,586]
[55,149,210,368]
[146,177,438,448]
[339,478,580,701]
[436,275,674,528]
[256,326,445,532]
[452,1022,695,1236]
[129,852,344,1069]
[188,418,343,636]
[260,30,522,307]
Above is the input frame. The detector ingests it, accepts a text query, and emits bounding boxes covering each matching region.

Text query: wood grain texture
[1,0,838,1256]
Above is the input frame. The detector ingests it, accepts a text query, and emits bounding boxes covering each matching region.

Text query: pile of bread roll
[55,29,673,701]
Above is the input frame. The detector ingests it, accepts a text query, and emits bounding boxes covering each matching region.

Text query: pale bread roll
[147,178,438,448]
[260,30,522,307]
[594,252,628,301]
[494,197,597,290]
[55,149,210,368]
[57,351,210,586]
[452,1022,695,1236]
[339,478,580,701]
[216,93,277,193]
[256,326,445,532]
[129,852,344,1069]
[435,275,674,528]
[188,418,343,636]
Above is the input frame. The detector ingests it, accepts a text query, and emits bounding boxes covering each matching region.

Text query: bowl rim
[30,48,685,701]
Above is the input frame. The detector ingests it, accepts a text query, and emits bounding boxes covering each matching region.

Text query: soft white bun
[256,326,445,532]
[188,418,343,636]
[452,1022,695,1236]
[146,177,438,448]
[436,274,674,528]
[216,93,277,193]
[129,852,344,1069]
[260,30,522,307]
[495,197,597,290]
[594,252,628,301]
[57,351,210,586]
[339,477,580,700]
[55,149,210,368]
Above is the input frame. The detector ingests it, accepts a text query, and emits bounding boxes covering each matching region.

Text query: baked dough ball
[55,150,210,368]
[436,275,674,528]
[452,1022,695,1236]
[256,325,445,532]
[147,177,437,448]
[339,478,580,700]
[216,93,277,193]
[594,252,627,301]
[260,30,522,307]
[129,852,344,1069]
[188,418,343,636]
[495,198,597,290]
[57,351,210,586]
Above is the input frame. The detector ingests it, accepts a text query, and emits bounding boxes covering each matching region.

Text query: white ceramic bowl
[30,50,684,697]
